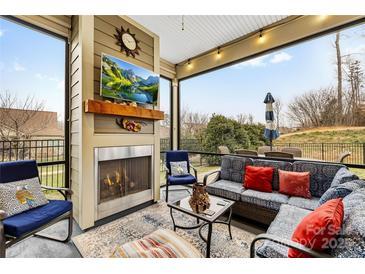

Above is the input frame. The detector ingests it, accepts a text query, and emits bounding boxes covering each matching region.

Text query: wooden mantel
[84,99,164,120]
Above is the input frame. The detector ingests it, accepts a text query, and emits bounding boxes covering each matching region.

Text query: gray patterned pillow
[170,161,189,176]
[331,167,359,188]
[319,180,365,205]
[0,177,49,218]
[331,188,365,257]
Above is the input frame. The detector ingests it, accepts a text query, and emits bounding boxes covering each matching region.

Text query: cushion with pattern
[319,179,365,206]
[170,161,189,176]
[331,167,359,188]
[0,177,48,218]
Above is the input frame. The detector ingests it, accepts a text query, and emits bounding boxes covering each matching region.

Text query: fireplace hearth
[95,145,153,220]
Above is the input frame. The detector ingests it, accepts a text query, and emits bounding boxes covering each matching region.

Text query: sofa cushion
[330,167,359,188]
[244,165,274,193]
[331,188,365,258]
[319,179,365,206]
[293,161,345,197]
[220,155,253,184]
[289,198,344,258]
[256,204,311,258]
[252,159,293,191]
[288,197,320,211]
[206,180,244,201]
[167,174,196,185]
[279,170,311,199]
[240,189,289,211]
[3,200,72,237]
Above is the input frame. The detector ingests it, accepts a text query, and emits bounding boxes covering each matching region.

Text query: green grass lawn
[276,127,365,143]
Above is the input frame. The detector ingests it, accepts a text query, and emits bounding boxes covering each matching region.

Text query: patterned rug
[72,202,256,258]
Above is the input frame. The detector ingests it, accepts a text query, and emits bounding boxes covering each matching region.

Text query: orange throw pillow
[244,165,274,193]
[288,198,344,258]
[279,170,311,199]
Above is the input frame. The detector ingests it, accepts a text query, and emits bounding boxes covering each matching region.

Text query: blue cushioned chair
[0,160,73,257]
[164,150,197,202]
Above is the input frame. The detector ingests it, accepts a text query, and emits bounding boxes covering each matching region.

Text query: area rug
[72,202,256,258]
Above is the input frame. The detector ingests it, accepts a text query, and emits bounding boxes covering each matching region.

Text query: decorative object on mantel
[189,183,210,213]
[116,118,144,132]
[114,26,141,58]
[85,99,164,121]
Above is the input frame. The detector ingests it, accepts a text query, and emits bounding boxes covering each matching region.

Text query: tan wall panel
[94,17,153,56]
[94,115,154,134]
[160,58,176,79]
[94,42,154,72]
[71,15,160,229]
[70,15,82,223]
[95,16,154,47]
[94,30,154,66]
[16,15,71,38]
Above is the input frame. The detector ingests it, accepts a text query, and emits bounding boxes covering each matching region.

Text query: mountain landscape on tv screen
[101,54,159,105]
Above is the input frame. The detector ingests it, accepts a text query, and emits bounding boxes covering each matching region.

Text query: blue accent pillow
[319,179,365,205]
[330,167,359,188]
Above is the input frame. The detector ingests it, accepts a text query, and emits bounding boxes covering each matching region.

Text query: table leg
[170,208,176,231]
[227,207,233,240]
[206,223,212,258]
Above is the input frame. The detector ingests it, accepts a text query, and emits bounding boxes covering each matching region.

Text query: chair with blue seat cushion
[164,151,197,202]
[0,160,73,257]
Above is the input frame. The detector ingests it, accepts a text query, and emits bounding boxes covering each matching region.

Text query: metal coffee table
[167,194,235,258]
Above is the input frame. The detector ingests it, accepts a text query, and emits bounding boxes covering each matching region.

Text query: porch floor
[7,186,265,258]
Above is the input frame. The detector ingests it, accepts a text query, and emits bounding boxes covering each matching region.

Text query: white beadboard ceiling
[130,15,289,64]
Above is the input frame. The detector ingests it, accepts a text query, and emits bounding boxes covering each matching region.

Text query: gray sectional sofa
[204,155,365,258]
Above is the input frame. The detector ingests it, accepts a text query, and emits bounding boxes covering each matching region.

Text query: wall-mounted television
[100,53,159,105]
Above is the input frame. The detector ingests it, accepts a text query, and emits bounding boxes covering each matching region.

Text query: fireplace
[94,145,153,220]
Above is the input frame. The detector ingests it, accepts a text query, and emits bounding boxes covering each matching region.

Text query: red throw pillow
[279,170,311,199]
[288,198,344,258]
[244,165,274,193]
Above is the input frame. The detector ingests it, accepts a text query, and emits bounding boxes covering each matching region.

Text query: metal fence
[164,138,365,165]
[275,143,365,164]
[0,139,66,187]
[160,138,171,151]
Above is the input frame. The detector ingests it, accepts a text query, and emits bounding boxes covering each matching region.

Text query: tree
[343,58,364,125]
[273,98,283,129]
[180,107,209,139]
[335,32,343,123]
[202,114,250,164]
[236,113,248,125]
[286,88,337,128]
[0,91,52,141]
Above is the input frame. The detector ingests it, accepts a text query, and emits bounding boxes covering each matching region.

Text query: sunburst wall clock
[114,26,141,58]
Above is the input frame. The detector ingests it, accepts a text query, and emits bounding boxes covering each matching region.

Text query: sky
[180,23,365,125]
[1,17,364,126]
[0,17,66,120]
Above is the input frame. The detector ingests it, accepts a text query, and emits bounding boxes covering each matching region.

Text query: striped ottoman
[111,229,203,258]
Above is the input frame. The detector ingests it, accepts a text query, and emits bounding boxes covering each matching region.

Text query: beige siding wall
[69,16,160,229]
[160,58,176,79]
[70,15,82,223]
[15,16,71,38]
